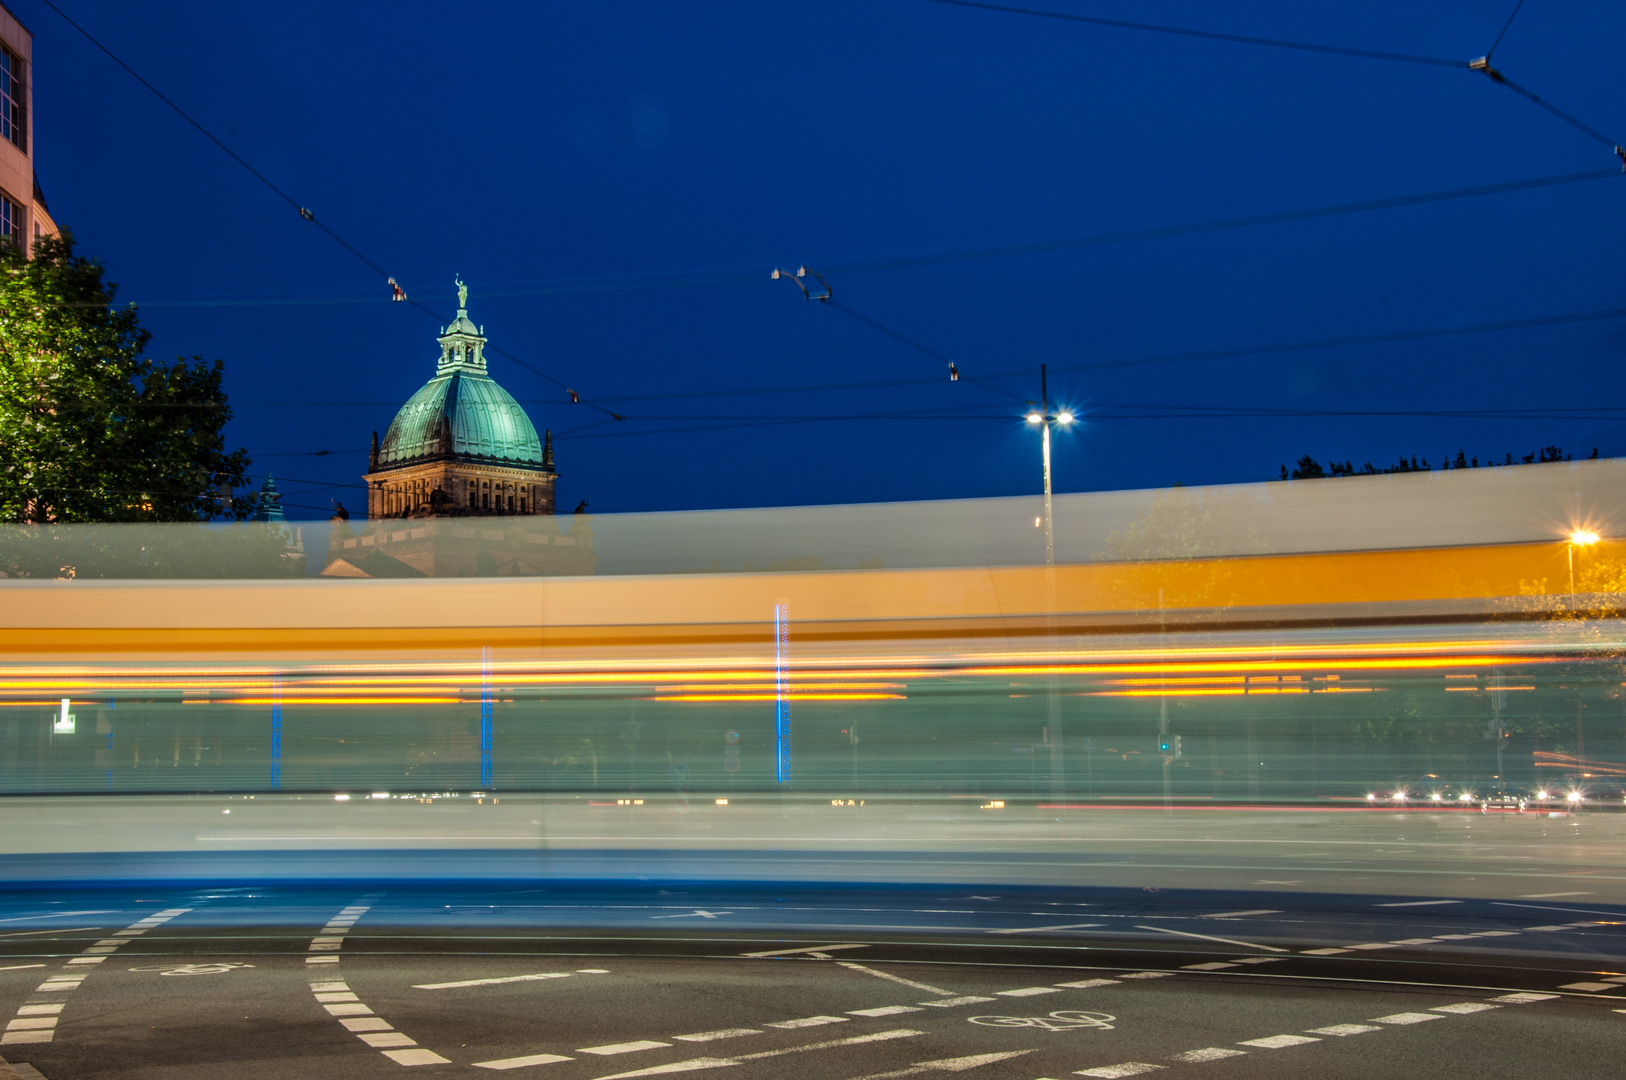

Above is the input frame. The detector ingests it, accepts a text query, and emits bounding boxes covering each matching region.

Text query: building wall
[363,462,557,520]
[0,3,54,255]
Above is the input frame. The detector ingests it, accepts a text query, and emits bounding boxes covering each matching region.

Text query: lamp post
[1026,364,1074,800]
[1025,364,1075,567]
[1567,529,1599,597]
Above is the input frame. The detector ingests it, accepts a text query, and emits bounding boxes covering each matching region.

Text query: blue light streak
[270,673,281,790]
[775,603,790,784]
[480,646,493,788]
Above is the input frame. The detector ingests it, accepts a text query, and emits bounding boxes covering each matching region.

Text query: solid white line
[415,973,572,990]
[670,1029,760,1042]
[0,912,116,924]
[1134,925,1287,952]
[1518,892,1591,899]
[835,962,950,995]
[592,1031,925,1080]
[0,928,100,939]
[1375,900,1461,908]
[986,922,1101,934]
[0,965,46,972]
[1200,910,1281,919]
[1492,901,1626,917]
[740,944,868,957]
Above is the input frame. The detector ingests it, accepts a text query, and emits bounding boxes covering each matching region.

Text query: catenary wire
[101,170,1622,309]
[1485,0,1529,62]
[34,0,610,415]
[920,0,1467,67]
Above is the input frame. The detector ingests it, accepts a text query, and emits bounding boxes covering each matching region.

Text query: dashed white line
[1375,900,1462,908]
[835,962,951,995]
[1200,910,1281,919]
[1134,926,1286,952]
[1305,1023,1382,1036]
[1238,1034,1320,1049]
[671,1028,760,1042]
[986,923,1103,935]
[1372,1012,1443,1025]
[1076,1063,1164,1078]
[415,972,575,990]
[475,1053,574,1070]
[1170,1048,1247,1062]
[579,1040,672,1055]
[765,1016,846,1029]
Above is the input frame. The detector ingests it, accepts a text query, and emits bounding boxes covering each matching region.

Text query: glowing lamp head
[1025,412,1044,425]
[1568,790,1584,802]
[1431,792,1443,801]
[1537,790,1550,800]
[1366,793,1376,801]
[1570,530,1600,546]
[1056,410,1075,425]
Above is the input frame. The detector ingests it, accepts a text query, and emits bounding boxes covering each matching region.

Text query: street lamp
[1028,364,1074,567]
[1568,529,1600,595]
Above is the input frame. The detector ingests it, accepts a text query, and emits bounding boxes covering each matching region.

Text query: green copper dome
[375,281,550,470]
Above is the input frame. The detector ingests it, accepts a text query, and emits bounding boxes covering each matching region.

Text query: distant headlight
[1568,791,1584,802]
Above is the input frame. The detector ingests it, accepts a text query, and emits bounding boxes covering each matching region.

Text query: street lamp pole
[1026,364,1073,567]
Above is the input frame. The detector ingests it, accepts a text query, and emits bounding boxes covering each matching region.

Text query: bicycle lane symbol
[970,1010,1116,1032]
[128,963,256,976]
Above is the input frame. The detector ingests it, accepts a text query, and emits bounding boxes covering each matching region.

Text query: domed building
[322,281,594,578]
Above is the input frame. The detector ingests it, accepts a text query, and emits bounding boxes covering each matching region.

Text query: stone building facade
[321,281,593,577]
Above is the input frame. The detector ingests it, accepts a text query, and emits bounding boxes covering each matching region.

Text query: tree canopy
[0,233,250,523]
[1281,445,1598,481]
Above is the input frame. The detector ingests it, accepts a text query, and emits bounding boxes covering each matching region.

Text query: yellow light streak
[648,693,905,703]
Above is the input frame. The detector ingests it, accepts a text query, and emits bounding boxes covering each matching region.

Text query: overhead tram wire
[36,0,617,418]
[102,169,1622,312]
[920,0,1467,68]
[39,301,1626,415]
[926,0,1626,168]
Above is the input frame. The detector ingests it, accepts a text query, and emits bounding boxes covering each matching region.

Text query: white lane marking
[1348,943,1400,951]
[1490,993,1558,1003]
[1559,982,1622,993]
[1055,980,1118,989]
[1200,910,1281,919]
[1133,926,1286,953]
[342,1018,395,1032]
[997,987,1063,997]
[1181,963,1237,971]
[310,981,348,992]
[741,944,868,958]
[579,1040,673,1055]
[579,969,611,974]
[1238,1035,1320,1048]
[836,962,951,995]
[918,996,995,1007]
[325,1003,375,1017]
[475,1053,575,1070]
[849,1050,1036,1078]
[0,911,117,924]
[849,1007,924,1017]
[1119,973,1174,980]
[0,1031,53,1045]
[649,910,732,920]
[1372,1012,1443,1025]
[766,1016,847,1029]
[1432,1003,1500,1014]
[5,1018,58,1031]
[16,1006,63,1016]
[594,1030,925,1079]
[415,972,574,990]
[0,965,46,972]
[987,923,1102,935]
[671,1029,760,1042]
[1388,938,1440,946]
[0,928,101,939]
[1076,1064,1164,1078]
[1518,892,1592,899]
[315,992,359,1002]
[1375,900,1461,908]
[1493,901,1626,917]
[361,1033,420,1048]
[382,1049,452,1065]
[1524,925,1571,932]
[1305,1024,1380,1036]
[1170,1048,1247,1062]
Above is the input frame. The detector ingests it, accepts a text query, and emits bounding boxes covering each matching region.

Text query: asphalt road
[2,883,1625,1079]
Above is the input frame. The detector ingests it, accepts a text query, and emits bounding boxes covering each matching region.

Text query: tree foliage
[1280,445,1597,481]
[0,233,251,523]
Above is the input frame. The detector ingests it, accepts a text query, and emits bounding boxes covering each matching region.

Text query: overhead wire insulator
[1468,57,1505,83]
[770,266,832,302]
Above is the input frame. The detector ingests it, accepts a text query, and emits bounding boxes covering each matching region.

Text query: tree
[0,233,250,523]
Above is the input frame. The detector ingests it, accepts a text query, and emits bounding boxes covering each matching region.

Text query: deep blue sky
[25,1,1626,517]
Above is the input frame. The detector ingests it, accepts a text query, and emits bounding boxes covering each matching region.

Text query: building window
[468,487,476,508]
[481,491,488,509]
[0,48,24,152]
[0,193,20,249]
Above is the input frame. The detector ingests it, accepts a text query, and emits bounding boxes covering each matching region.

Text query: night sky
[25,1,1626,519]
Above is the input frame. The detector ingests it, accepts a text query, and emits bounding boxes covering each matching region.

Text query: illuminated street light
[1026,364,1076,568]
[1567,529,1601,596]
